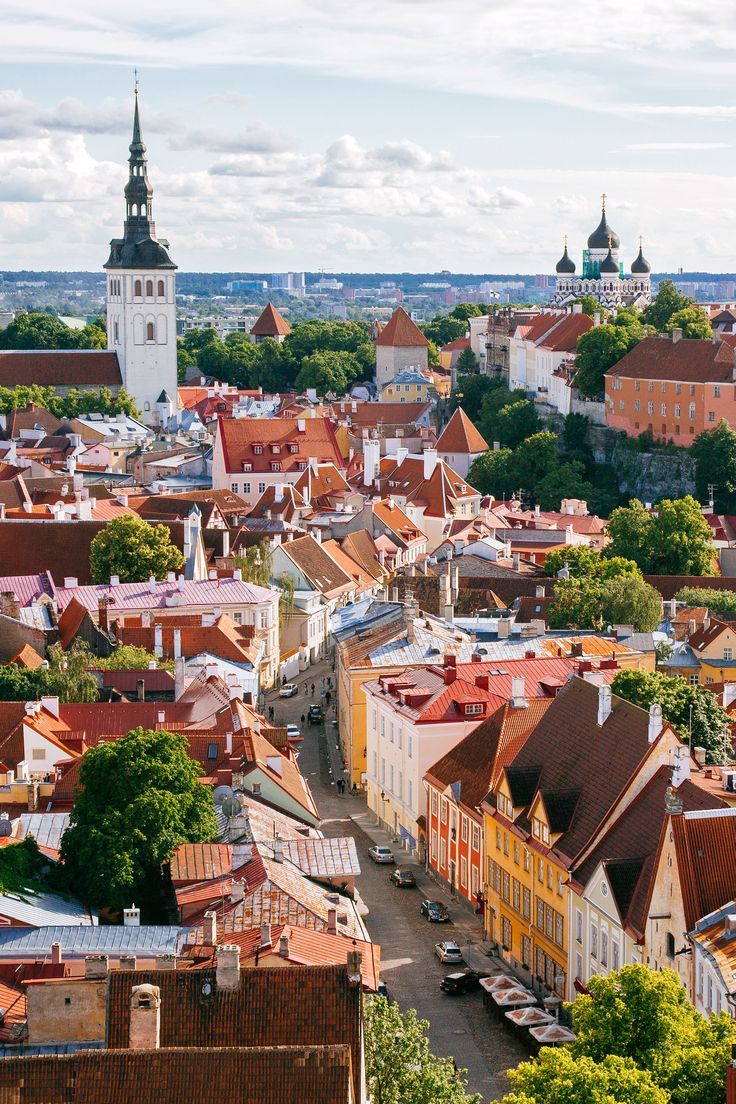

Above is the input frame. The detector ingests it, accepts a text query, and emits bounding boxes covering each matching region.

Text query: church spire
[124,88,155,240]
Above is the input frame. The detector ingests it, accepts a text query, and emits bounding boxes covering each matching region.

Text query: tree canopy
[612,669,733,763]
[545,551,659,631]
[500,1048,667,1104]
[455,346,477,376]
[421,315,468,347]
[60,727,217,913]
[668,305,712,340]
[692,420,736,514]
[0,641,98,703]
[605,497,715,576]
[641,279,696,332]
[675,585,736,617]
[0,312,106,351]
[365,996,480,1104]
[0,384,138,419]
[295,349,361,396]
[574,313,647,399]
[89,516,185,584]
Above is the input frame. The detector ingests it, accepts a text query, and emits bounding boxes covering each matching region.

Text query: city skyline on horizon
[1,1,736,274]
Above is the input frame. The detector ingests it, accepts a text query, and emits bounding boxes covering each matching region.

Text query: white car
[286,724,301,739]
[434,940,464,964]
[279,683,298,698]
[368,846,395,864]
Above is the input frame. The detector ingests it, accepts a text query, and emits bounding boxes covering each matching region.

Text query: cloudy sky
[2,0,736,273]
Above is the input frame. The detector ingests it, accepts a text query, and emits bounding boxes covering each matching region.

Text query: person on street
[300,714,306,727]
[311,683,315,697]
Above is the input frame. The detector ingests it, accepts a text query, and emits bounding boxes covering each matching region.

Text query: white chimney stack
[672,744,691,788]
[648,702,663,743]
[154,623,163,659]
[422,448,438,480]
[597,684,612,727]
[511,676,528,708]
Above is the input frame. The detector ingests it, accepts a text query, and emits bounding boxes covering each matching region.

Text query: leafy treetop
[89,516,185,584]
[605,497,715,576]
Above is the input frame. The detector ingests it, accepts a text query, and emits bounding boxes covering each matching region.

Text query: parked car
[279,683,298,698]
[440,971,480,994]
[434,940,464,964]
[389,868,416,888]
[420,899,450,923]
[368,845,395,864]
[286,724,303,742]
[307,704,324,724]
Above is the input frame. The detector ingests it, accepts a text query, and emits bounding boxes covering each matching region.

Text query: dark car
[420,899,450,923]
[389,868,417,888]
[440,971,481,995]
[307,705,324,724]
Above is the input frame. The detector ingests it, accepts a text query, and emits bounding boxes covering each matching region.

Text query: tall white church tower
[104,91,177,421]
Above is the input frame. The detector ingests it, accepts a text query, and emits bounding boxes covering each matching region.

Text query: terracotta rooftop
[672,808,736,929]
[277,535,354,600]
[217,416,344,475]
[607,334,736,383]
[436,407,489,455]
[375,306,428,348]
[250,302,291,337]
[0,351,122,389]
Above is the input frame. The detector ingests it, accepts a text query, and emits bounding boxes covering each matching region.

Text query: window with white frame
[461,816,468,842]
[460,857,467,887]
[441,798,447,824]
[431,830,437,859]
[472,824,480,851]
[576,910,583,943]
[431,791,438,815]
[591,924,598,959]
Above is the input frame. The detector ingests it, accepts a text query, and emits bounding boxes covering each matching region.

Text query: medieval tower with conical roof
[104,91,178,420]
[550,196,651,310]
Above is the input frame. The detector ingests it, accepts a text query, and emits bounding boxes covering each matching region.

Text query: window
[521,934,532,968]
[472,866,479,895]
[547,866,553,890]
[675,383,682,395]
[243,482,251,494]
[513,840,520,865]
[157,279,165,296]
[253,445,263,455]
[557,873,564,896]
[522,887,531,919]
[661,381,667,394]
[503,833,509,857]
[495,826,501,849]
[576,910,583,943]
[207,742,218,760]
[502,870,510,903]
[689,403,696,419]
[591,924,598,959]
[634,380,641,391]
[464,702,484,716]
[523,849,531,873]
[431,791,438,815]
[537,898,544,930]
[715,385,721,397]
[472,824,480,851]
[134,279,142,296]
[440,838,447,867]
[661,403,667,416]
[538,858,544,883]
[389,764,394,791]
[145,279,153,296]
[31,748,45,761]
[513,878,521,912]
[634,399,640,412]
[612,941,620,970]
[689,674,700,686]
[601,930,608,967]
[461,816,469,842]
[258,483,266,494]
[230,482,239,493]
[431,830,437,859]
[408,780,413,807]
[647,381,654,392]
[666,931,676,959]
[146,321,155,342]
[441,799,448,824]
[270,462,281,471]
[647,401,653,416]
[724,648,733,661]
[690,384,696,396]
[460,857,467,887]
[555,914,564,947]
[619,399,624,412]
[501,916,512,950]
[675,404,681,418]
[708,411,715,422]
[408,734,412,758]
[545,905,554,938]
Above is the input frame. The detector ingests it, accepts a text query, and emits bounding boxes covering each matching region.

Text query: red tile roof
[250,302,291,337]
[436,408,489,455]
[336,400,431,428]
[607,335,736,383]
[375,306,428,348]
[277,535,354,600]
[0,351,122,388]
[687,615,731,651]
[217,416,344,475]
[170,843,233,886]
[672,808,736,929]
[8,644,45,669]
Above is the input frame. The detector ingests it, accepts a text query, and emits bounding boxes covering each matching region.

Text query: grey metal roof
[18,813,70,852]
[0,890,94,928]
[0,925,186,958]
[0,1043,105,1057]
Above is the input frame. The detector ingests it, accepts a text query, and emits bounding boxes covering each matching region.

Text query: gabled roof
[436,408,489,455]
[250,302,291,337]
[240,730,320,822]
[425,698,552,811]
[672,808,736,929]
[375,306,428,348]
[688,615,732,651]
[336,400,431,428]
[606,335,736,383]
[217,416,344,475]
[116,613,258,667]
[0,351,122,388]
[277,535,354,600]
[8,644,45,669]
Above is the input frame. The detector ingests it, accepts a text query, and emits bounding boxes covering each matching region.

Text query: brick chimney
[129,984,161,1050]
[98,597,112,633]
[327,908,338,936]
[279,933,290,958]
[216,944,241,990]
[85,955,109,980]
[50,942,62,965]
[202,910,217,945]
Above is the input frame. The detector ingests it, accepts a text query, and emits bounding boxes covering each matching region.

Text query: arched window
[145,279,153,296]
[157,280,165,297]
[146,321,155,342]
[114,321,119,344]
[134,279,142,297]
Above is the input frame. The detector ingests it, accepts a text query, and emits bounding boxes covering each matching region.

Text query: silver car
[368,845,395,864]
[434,940,464,964]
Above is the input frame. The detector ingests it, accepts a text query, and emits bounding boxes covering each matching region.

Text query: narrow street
[267,663,529,1103]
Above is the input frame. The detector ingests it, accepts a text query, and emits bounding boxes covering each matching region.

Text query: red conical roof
[375,306,428,348]
[436,407,489,454]
[250,302,291,337]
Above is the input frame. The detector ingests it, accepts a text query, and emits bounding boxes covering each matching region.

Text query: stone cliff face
[588,425,696,502]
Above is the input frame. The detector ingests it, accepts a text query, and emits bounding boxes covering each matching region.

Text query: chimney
[123,904,141,927]
[593,311,601,327]
[174,657,185,701]
[275,483,284,502]
[536,585,545,598]
[136,678,145,702]
[444,666,457,685]
[443,603,454,624]
[177,575,185,592]
[671,327,683,344]
[233,568,242,582]
[672,744,691,788]
[154,954,177,971]
[154,624,163,659]
[422,448,438,480]
[129,984,161,1051]
[511,676,528,708]
[648,702,663,743]
[216,944,241,991]
[148,575,156,594]
[98,597,112,633]
[687,619,696,638]
[669,598,677,620]
[346,950,362,987]
[260,923,271,948]
[597,684,612,726]
[142,611,151,628]
[119,955,137,971]
[497,618,510,639]
[272,838,284,863]
[173,628,182,660]
[327,908,338,936]
[222,529,230,558]
[693,746,707,767]
[512,553,520,571]
[475,673,490,691]
[279,933,290,958]
[63,576,78,589]
[203,911,217,945]
[50,942,62,965]
[725,915,736,938]
[85,955,109,980]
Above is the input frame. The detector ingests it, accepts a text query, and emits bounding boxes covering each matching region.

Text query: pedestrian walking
[325,690,331,707]
[300,714,306,727]
[311,682,315,697]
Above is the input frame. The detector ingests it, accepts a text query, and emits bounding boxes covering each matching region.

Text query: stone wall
[587,424,696,501]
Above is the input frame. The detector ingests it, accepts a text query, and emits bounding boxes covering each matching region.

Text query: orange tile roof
[436,408,489,455]
[607,335,736,384]
[672,809,736,928]
[217,416,344,475]
[170,843,234,886]
[375,306,428,348]
[250,302,291,337]
[277,535,353,600]
[8,644,45,669]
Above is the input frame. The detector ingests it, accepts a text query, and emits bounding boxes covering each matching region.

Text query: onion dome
[556,239,576,274]
[587,195,620,250]
[631,239,651,274]
[599,243,619,275]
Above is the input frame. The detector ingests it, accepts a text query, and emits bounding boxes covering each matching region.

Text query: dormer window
[298,461,307,470]
[253,445,263,455]
[271,444,281,454]
[289,444,299,453]
[271,462,281,472]
[464,703,484,716]
[242,462,252,472]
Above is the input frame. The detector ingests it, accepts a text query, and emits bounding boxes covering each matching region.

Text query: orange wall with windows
[605,374,736,447]
[426,783,483,908]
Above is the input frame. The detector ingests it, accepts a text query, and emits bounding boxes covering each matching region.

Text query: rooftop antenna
[134,68,139,95]
[601,192,607,212]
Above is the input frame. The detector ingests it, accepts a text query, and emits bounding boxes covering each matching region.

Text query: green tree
[89,516,184,584]
[295,349,361,396]
[570,964,736,1104]
[467,447,515,498]
[455,347,477,376]
[76,319,107,350]
[0,641,99,703]
[450,303,483,322]
[606,496,714,576]
[95,645,173,672]
[0,312,80,350]
[545,546,641,581]
[605,499,653,566]
[493,400,540,449]
[600,575,663,631]
[572,294,605,318]
[453,374,497,416]
[500,1048,667,1104]
[365,997,480,1104]
[60,728,217,912]
[547,578,606,631]
[668,305,712,340]
[675,586,736,616]
[235,541,294,626]
[574,321,642,399]
[612,669,733,763]
[421,316,467,347]
[642,279,693,332]
[692,420,736,513]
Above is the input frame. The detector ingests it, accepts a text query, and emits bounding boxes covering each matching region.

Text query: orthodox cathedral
[550,197,651,309]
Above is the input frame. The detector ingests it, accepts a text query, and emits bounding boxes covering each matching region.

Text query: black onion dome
[631,242,651,274]
[587,204,620,250]
[556,243,576,274]
[599,247,619,275]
